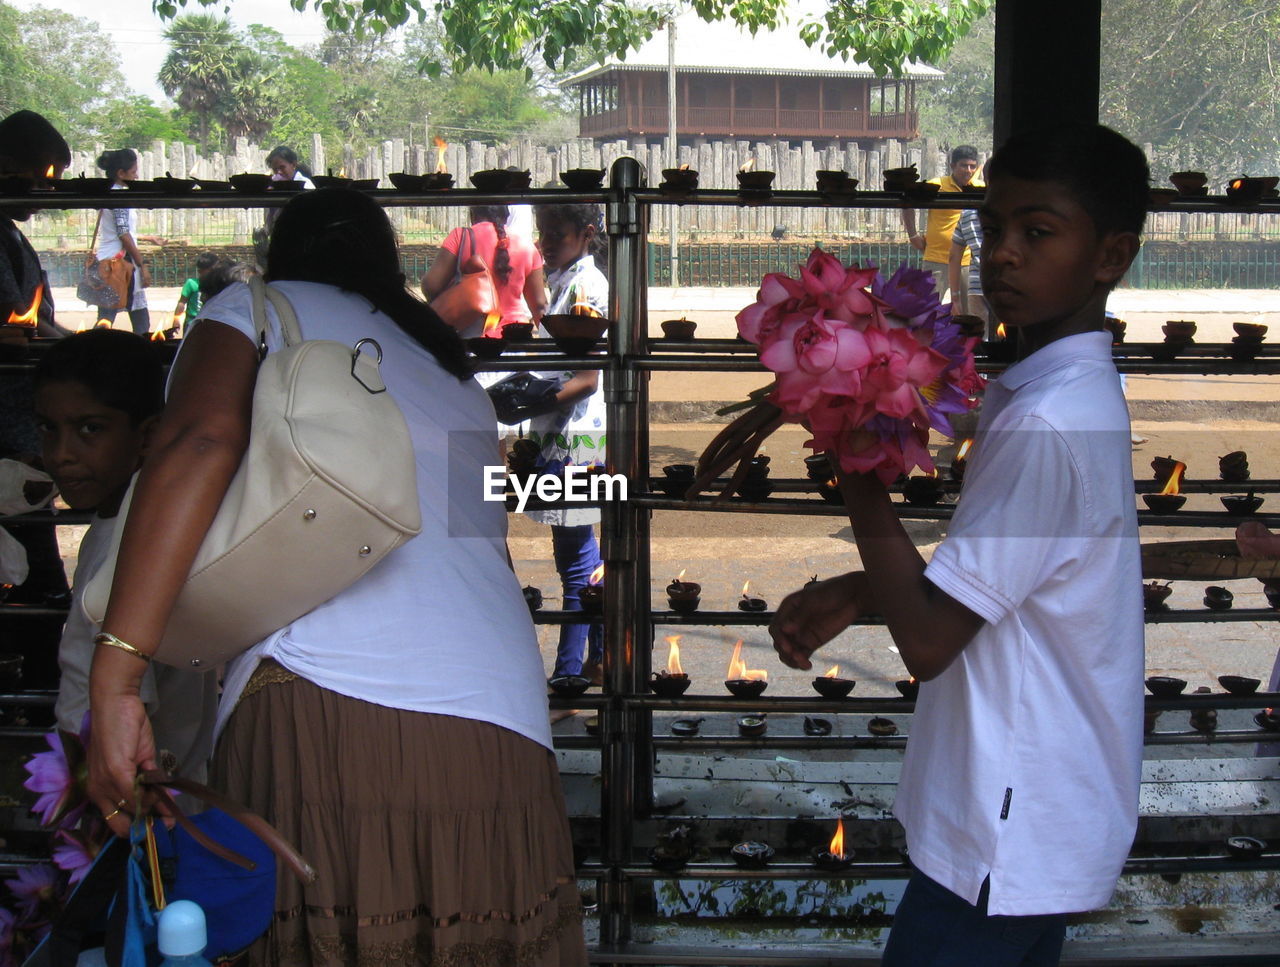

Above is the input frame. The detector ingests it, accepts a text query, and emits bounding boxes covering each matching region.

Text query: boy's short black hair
[200,259,256,301]
[950,144,980,166]
[987,124,1149,237]
[33,330,164,426]
[195,252,219,271]
[0,110,71,175]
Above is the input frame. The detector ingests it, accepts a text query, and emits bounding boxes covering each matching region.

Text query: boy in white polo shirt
[770,124,1148,966]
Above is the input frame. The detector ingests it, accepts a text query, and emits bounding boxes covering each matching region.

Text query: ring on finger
[104,807,122,820]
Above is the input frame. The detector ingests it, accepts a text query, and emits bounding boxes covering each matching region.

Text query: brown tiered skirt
[212,662,586,967]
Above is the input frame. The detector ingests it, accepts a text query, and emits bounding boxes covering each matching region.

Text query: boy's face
[536,215,593,272]
[950,157,979,186]
[34,380,151,515]
[979,175,1137,335]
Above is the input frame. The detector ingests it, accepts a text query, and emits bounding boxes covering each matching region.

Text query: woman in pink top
[422,205,547,335]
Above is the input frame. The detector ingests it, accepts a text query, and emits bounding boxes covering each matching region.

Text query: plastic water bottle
[157,900,214,967]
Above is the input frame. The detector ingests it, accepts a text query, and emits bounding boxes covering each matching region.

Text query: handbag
[82,276,422,669]
[430,226,499,335]
[486,371,564,425]
[28,771,315,967]
[75,213,128,310]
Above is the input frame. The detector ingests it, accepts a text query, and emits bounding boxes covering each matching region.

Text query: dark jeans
[882,871,1067,967]
[98,258,150,335]
[550,523,603,677]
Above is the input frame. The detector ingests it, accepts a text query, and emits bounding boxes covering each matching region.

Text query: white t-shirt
[195,281,552,750]
[58,517,218,781]
[910,330,1144,916]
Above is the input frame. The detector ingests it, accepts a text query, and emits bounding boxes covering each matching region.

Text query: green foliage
[915,8,993,149]
[97,97,190,148]
[0,2,33,119]
[152,0,992,78]
[1099,0,1280,179]
[7,5,128,145]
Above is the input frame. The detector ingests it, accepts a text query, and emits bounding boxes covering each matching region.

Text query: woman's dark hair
[96,148,138,181]
[534,202,608,268]
[33,329,164,425]
[266,145,312,179]
[0,111,70,174]
[987,124,1149,237]
[267,189,471,380]
[467,205,512,284]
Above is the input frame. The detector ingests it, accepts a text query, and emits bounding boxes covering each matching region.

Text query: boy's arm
[838,471,984,679]
[770,471,984,679]
[947,239,965,311]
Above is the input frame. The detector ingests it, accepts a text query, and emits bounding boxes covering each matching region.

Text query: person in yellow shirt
[902,145,982,305]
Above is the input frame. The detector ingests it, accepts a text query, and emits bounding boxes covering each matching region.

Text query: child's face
[979,175,1136,335]
[537,215,594,271]
[34,380,150,516]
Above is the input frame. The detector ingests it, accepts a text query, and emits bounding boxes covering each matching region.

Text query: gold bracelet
[93,632,152,664]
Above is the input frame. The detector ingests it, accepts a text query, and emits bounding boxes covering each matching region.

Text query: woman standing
[265,146,316,189]
[85,190,587,966]
[527,203,609,683]
[95,148,164,335]
[422,205,547,335]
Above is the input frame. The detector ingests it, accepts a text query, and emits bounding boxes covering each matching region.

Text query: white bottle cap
[157,900,207,958]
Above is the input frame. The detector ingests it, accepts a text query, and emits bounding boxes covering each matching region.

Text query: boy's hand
[770,571,870,670]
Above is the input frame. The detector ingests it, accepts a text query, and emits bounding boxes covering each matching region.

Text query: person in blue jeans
[525,204,609,683]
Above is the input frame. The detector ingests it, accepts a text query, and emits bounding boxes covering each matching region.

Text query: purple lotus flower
[4,864,58,923]
[872,263,951,331]
[52,829,98,888]
[0,905,17,967]
[23,733,75,828]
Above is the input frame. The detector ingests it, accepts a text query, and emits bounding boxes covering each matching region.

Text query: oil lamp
[724,639,768,698]
[659,163,698,192]
[949,438,973,482]
[650,635,691,697]
[895,677,920,701]
[1219,450,1250,483]
[667,569,701,614]
[1143,461,1186,513]
[813,817,852,871]
[660,316,697,339]
[730,840,774,869]
[812,664,855,699]
[422,138,453,189]
[579,564,605,614]
[902,473,943,507]
[737,581,767,612]
[736,157,775,191]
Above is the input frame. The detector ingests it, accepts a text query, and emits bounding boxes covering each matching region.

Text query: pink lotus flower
[736,249,979,482]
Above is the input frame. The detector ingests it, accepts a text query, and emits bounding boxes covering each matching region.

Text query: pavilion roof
[563,3,943,85]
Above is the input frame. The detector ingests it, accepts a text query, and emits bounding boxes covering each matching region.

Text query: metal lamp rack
[3,158,1280,964]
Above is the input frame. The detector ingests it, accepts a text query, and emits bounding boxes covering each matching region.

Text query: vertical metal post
[598,155,650,952]
[667,17,680,288]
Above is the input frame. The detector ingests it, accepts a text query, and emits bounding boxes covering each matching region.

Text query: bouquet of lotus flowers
[690,248,983,500]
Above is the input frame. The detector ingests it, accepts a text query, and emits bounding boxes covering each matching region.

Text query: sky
[12,0,331,103]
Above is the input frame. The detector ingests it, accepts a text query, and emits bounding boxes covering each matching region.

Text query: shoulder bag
[82,276,422,669]
[75,213,127,309]
[430,226,499,334]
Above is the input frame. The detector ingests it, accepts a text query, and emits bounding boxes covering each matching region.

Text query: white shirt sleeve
[925,414,1090,625]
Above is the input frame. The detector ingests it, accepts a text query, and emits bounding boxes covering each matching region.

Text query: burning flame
[996,322,1007,339]
[909,676,918,685]
[741,581,751,597]
[150,328,167,342]
[588,563,605,586]
[481,312,502,336]
[44,165,55,179]
[740,158,755,173]
[5,286,40,327]
[824,664,841,678]
[727,639,767,681]
[828,817,846,859]
[956,438,973,461]
[571,296,602,318]
[95,318,112,328]
[1230,178,1245,192]
[674,568,687,584]
[1158,461,1186,496]
[433,137,448,174]
[666,635,684,675]
[678,163,690,171]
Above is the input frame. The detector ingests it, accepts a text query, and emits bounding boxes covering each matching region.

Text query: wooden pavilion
[562,8,940,147]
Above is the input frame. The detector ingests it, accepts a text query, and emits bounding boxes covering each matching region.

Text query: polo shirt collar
[996,330,1113,391]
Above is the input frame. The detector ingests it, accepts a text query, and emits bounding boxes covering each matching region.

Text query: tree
[149,0,994,78]
[7,5,128,146]
[98,96,189,148]
[0,2,34,119]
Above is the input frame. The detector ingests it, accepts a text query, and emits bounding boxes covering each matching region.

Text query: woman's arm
[555,369,599,407]
[87,320,259,831]
[523,267,548,323]
[118,231,151,288]
[421,248,458,300]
